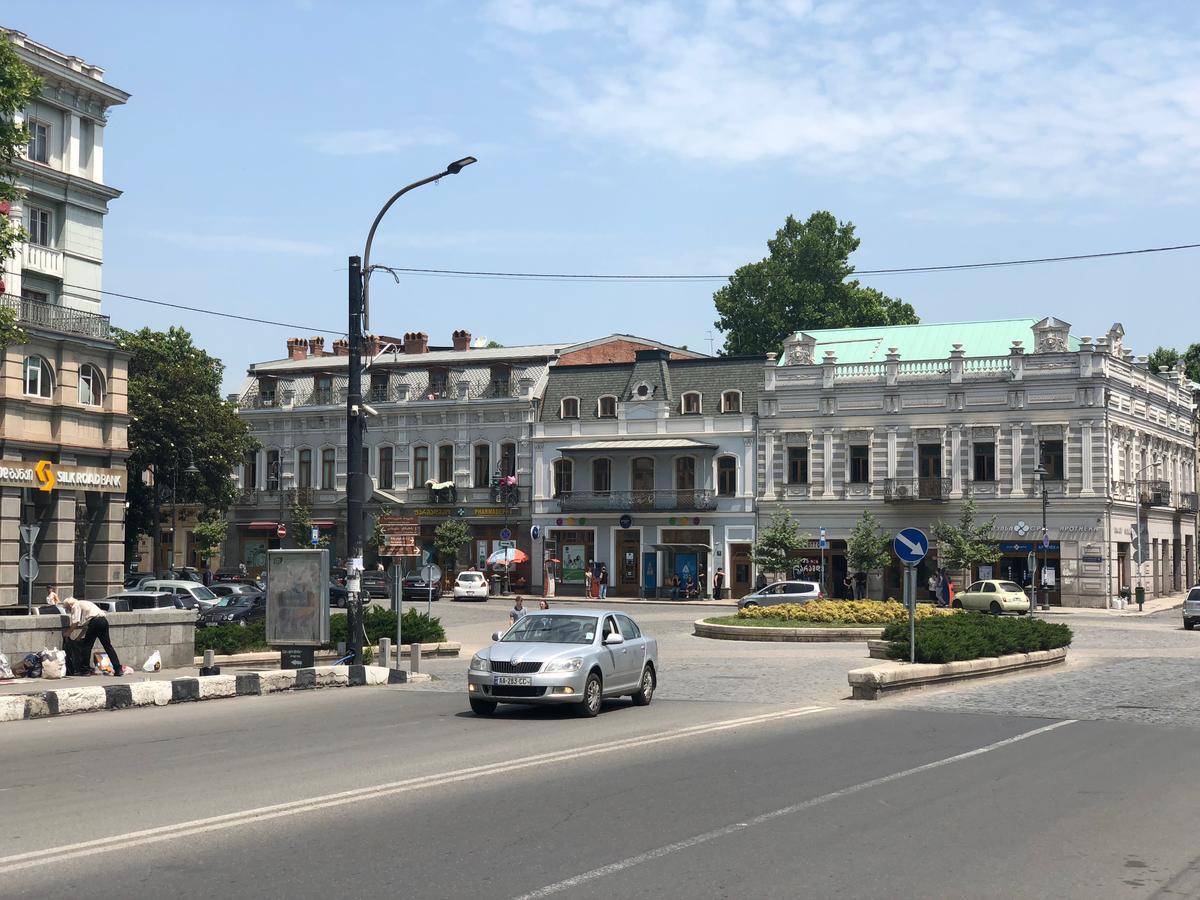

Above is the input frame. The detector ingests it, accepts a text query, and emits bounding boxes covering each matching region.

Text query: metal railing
[1178,492,1199,513]
[1138,479,1171,507]
[1,293,111,340]
[557,489,718,511]
[1111,480,1136,501]
[884,477,952,501]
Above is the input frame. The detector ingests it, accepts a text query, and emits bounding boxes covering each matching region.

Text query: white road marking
[0,705,828,875]
[510,718,1078,900]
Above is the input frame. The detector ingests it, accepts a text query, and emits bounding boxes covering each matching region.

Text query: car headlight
[469,654,490,672]
[544,657,584,673]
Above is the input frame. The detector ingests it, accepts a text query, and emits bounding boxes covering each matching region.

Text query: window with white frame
[78,364,104,407]
[592,457,611,493]
[21,287,50,304]
[23,355,53,398]
[27,119,49,163]
[597,395,617,418]
[561,397,580,419]
[717,456,737,496]
[473,444,491,487]
[681,392,701,415]
[298,449,313,487]
[266,449,281,490]
[675,456,696,490]
[721,390,741,413]
[26,206,52,247]
[553,458,573,497]
[379,445,394,490]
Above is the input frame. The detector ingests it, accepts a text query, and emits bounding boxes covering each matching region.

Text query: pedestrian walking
[928,572,941,605]
[509,596,527,624]
[842,574,854,600]
[713,568,725,601]
[584,566,593,599]
[671,574,680,600]
[599,564,609,599]
[61,597,124,676]
[202,566,214,587]
[755,571,767,591]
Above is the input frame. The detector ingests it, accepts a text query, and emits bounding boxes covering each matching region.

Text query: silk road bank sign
[0,460,125,493]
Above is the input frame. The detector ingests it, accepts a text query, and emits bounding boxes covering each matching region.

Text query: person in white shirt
[61,597,124,676]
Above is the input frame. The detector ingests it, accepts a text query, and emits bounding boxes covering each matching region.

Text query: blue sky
[11,0,1200,393]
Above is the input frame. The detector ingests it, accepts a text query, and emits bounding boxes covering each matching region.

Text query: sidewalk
[0,667,197,697]
[478,592,736,609]
[1040,591,1186,618]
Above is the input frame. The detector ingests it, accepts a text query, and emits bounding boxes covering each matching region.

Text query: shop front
[408,505,531,590]
[996,541,1061,605]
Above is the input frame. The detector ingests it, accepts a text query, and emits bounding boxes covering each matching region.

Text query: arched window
[561,397,580,419]
[500,442,517,478]
[437,444,454,483]
[721,390,741,414]
[266,449,281,490]
[378,445,394,490]
[717,456,737,496]
[632,457,655,503]
[681,391,702,415]
[675,456,696,490]
[592,458,611,493]
[23,356,54,398]
[553,458,573,497]
[79,364,105,406]
[297,448,313,487]
[473,444,491,487]
[597,395,617,418]
[413,445,429,485]
[320,448,337,489]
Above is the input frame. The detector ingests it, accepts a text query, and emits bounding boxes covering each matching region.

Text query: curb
[192,642,461,667]
[848,647,1069,700]
[693,618,885,642]
[0,665,405,723]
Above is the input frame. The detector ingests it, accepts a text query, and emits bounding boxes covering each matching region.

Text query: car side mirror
[491,631,502,642]
[604,632,625,645]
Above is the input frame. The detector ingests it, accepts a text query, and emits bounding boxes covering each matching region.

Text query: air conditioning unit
[894,484,911,498]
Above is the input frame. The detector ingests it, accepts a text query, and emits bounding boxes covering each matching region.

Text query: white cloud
[152,231,330,256]
[488,1,1200,198]
[305,127,455,156]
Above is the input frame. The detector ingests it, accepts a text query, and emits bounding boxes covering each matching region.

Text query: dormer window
[258,377,277,407]
[369,371,388,403]
[488,365,512,398]
[427,368,449,398]
[682,392,702,415]
[721,390,741,413]
[561,397,580,419]
[598,395,617,418]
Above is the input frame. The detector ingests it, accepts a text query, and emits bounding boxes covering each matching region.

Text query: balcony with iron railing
[884,477,952,502]
[1138,479,1172,507]
[1,293,111,341]
[1175,492,1198,513]
[557,489,718,512]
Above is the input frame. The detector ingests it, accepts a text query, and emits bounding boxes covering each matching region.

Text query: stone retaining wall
[848,647,1069,699]
[0,611,196,669]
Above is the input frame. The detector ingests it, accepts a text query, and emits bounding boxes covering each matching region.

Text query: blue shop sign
[1000,541,1060,553]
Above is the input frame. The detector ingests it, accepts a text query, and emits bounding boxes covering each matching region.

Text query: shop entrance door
[730,544,752,598]
[617,533,640,596]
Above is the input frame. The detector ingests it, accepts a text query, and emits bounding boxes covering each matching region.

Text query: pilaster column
[764,431,776,495]
[887,428,898,479]
[1081,420,1094,495]
[1011,423,1024,497]
[951,426,963,495]
[823,430,834,495]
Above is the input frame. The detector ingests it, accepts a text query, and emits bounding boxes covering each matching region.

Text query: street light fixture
[344,156,478,665]
[1032,461,1049,612]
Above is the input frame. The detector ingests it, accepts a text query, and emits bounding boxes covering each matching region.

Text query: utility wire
[58,282,344,335]
[372,241,1200,284]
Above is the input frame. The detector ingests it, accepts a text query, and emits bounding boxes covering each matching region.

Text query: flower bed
[881,615,1072,664]
[737,600,957,625]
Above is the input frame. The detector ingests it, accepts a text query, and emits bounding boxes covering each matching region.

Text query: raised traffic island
[695,619,884,642]
[695,600,955,643]
[849,648,1069,699]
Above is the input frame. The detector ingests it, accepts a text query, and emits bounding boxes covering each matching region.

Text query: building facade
[531,350,763,598]
[0,32,129,605]
[760,318,1197,607]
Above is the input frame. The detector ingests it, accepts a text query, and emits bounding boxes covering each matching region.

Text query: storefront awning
[247,520,279,530]
[650,543,713,553]
[372,488,405,506]
[311,520,336,528]
[559,439,717,452]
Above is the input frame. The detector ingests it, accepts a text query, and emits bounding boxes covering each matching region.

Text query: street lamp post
[1134,456,1162,607]
[344,156,477,664]
[1032,461,1049,612]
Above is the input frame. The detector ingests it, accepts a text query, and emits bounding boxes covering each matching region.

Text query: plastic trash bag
[142,650,162,673]
[0,653,12,679]
[92,651,114,676]
[39,648,66,679]
[17,653,43,678]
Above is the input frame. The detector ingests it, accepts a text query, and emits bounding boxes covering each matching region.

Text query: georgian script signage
[0,461,125,494]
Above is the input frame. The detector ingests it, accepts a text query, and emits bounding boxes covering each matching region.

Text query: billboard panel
[266,549,330,647]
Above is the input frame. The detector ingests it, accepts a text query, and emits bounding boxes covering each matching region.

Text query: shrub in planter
[882,615,1072,664]
[196,609,446,656]
[738,600,957,625]
[195,622,268,656]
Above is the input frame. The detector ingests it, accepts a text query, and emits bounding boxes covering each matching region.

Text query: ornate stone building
[760,317,1197,607]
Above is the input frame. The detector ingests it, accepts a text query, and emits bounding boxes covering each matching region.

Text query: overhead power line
[373,241,1200,284]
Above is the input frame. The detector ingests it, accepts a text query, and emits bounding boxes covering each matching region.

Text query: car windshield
[501,615,597,644]
[215,596,244,608]
[998,582,1024,593]
[193,586,217,601]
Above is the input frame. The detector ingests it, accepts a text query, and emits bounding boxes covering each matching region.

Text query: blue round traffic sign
[500,528,512,540]
[893,528,929,564]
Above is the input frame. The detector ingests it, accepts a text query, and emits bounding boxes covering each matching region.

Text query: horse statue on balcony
[425,479,457,504]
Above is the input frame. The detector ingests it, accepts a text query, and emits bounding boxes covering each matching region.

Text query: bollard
[200,648,220,677]
[379,638,392,670]
[411,643,422,675]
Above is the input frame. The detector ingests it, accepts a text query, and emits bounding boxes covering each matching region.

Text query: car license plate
[494,675,532,686]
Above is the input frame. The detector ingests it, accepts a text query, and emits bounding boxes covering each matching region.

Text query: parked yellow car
[955,580,1031,615]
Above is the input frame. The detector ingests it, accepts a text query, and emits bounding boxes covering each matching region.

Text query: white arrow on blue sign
[893,527,929,565]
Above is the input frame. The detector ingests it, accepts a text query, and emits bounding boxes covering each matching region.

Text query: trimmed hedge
[738,600,957,625]
[882,615,1072,664]
[195,608,445,656]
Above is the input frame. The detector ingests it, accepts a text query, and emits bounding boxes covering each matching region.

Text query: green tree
[931,498,1001,577]
[191,515,228,567]
[1148,346,1180,374]
[713,212,919,357]
[846,510,891,599]
[290,502,331,549]
[752,510,806,578]
[1148,343,1200,383]
[117,326,259,557]
[434,519,471,575]
[0,34,40,349]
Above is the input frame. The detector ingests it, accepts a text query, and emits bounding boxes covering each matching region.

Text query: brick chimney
[365,334,383,356]
[403,331,429,354]
[309,336,326,357]
[332,339,349,356]
[286,338,308,360]
[452,329,472,352]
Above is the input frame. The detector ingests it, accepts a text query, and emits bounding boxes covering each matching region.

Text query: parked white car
[140,579,219,611]
[453,571,489,601]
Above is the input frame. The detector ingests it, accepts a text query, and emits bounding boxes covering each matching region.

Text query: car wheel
[951,599,962,609]
[632,666,655,706]
[741,601,758,609]
[470,699,497,716]
[1185,620,1195,631]
[577,672,603,718]
[989,600,1002,616]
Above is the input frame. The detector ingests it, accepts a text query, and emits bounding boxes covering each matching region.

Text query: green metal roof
[780,318,1079,364]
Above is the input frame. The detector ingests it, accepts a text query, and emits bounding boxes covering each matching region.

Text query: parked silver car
[467,609,658,717]
[736,580,822,610]
[1183,586,1200,630]
[139,580,219,610]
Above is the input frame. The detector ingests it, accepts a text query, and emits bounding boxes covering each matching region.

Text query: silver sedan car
[467,609,658,717]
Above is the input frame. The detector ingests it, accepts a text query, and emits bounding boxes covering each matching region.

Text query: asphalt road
[5,602,1200,898]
